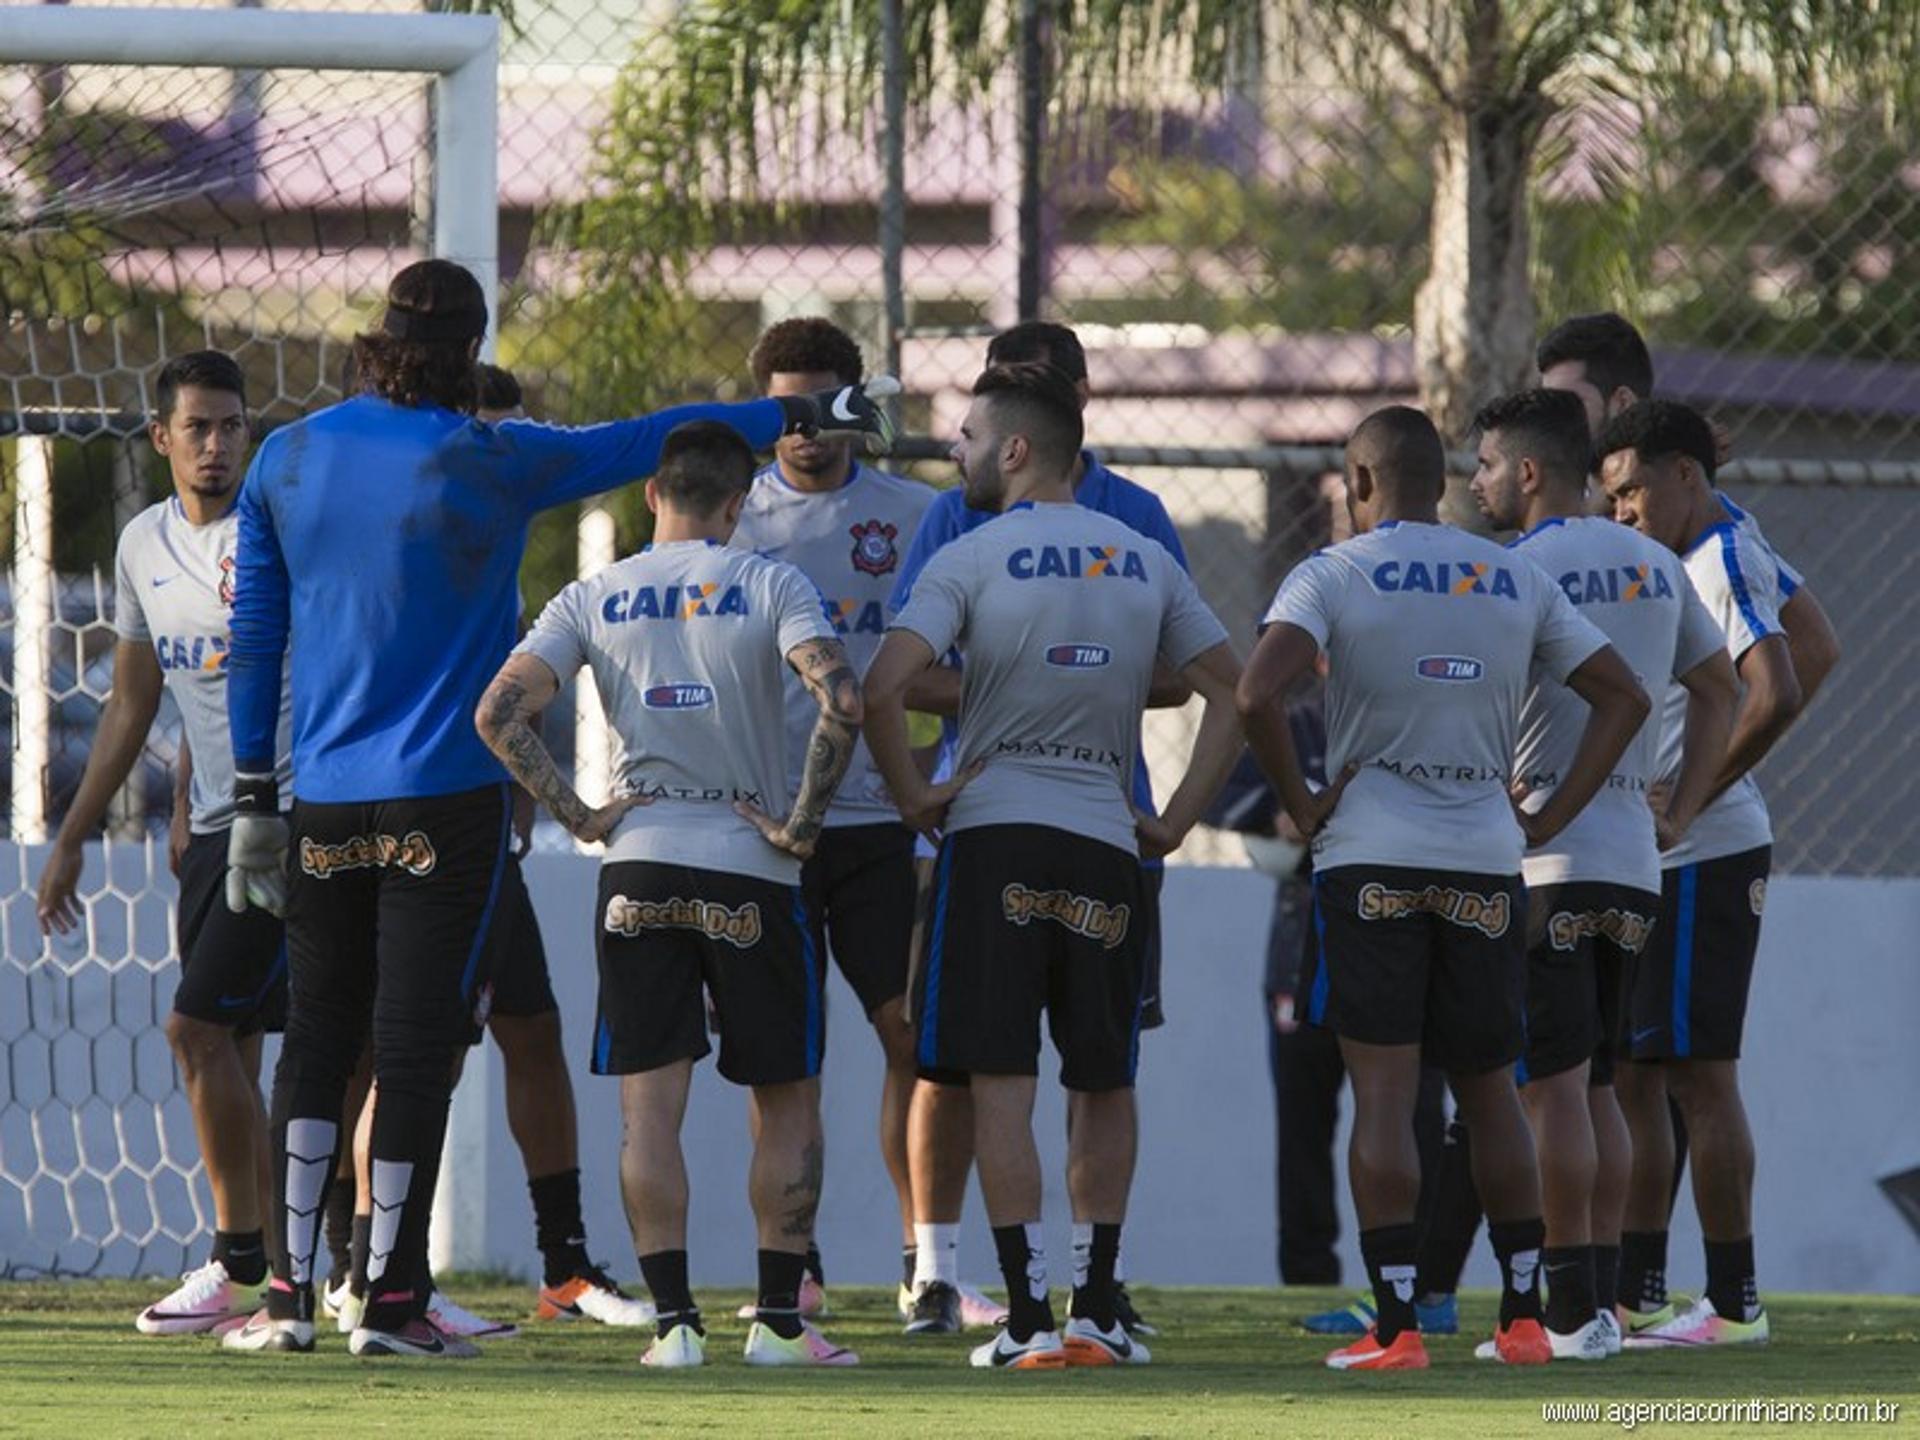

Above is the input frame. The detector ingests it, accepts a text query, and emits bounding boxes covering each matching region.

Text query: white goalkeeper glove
[776,375,901,456]
[226,773,290,917]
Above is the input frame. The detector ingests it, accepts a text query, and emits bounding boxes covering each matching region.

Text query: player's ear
[643,477,662,517]
[1349,462,1374,505]
[1606,386,1638,421]
[149,417,172,456]
[722,489,748,527]
[1002,433,1027,474]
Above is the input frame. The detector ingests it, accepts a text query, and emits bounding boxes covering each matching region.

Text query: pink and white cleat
[742,1320,860,1367]
[1622,1297,1770,1348]
[136,1260,269,1336]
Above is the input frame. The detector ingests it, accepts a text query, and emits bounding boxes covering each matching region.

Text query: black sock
[638,1249,700,1337]
[1543,1245,1596,1334]
[528,1168,590,1286]
[1704,1236,1759,1323]
[1619,1229,1669,1312]
[1593,1243,1621,1314]
[266,1277,313,1322]
[212,1229,268,1287]
[803,1242,825,1288]
[1359,1223,1419,1345]
[1415,1119,1482,1299]
[991,1223,1055,1342]
[349,1215,372,1299]
[757,1249,807,1340]
[1488,1219,1546,1328]
[901,1245,917,1288]
[323,1183,355,1286]
[1070,1223,1121,1330]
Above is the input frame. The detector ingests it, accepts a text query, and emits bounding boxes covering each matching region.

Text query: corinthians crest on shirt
[849,519,899,576]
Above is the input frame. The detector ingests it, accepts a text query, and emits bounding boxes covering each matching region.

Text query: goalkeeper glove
[226,772,290,918]
[776,376,901,456]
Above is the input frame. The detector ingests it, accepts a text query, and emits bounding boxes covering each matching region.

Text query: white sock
[1023,1222,1047,1302]
[1071,1222,1094,1290]
[1115,1244,1127,1285]
[913,1222,959,1289]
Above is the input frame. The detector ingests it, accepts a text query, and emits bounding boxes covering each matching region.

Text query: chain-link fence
[4,0,1919,1275]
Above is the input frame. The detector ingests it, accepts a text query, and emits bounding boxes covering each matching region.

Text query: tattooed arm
[735,637,862,860]
[475,653,645,844]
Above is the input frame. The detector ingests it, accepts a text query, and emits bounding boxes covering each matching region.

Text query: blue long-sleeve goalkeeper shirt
[228,393,786,803]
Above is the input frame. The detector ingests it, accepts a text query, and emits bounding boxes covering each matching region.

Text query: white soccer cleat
[641,1323,707,1369]
[1595,1309,1624,1356]
[322,1279,364,1335]
[1547,1316,1613,1361]
[349,1316,480,1359]
[537,1265,655,1327]
[1622,1297,1770,1349]
[957,1281,1010,1329]
[135,1259,268,1336]
[969,1327,1068,1370]
[428,1289,519,1340]
[1063,1314,1151,1366]
[742,1320,859,1367]
[219,1307,315,1354]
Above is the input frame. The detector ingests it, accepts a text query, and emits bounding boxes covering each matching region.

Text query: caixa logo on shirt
[602,583,748,623]
[1007,545,1149,582]
[1371,559,1519,599]
[822,598,886,635]
[643,683,714,711]
[1045,643,1111,669]
[1414,655,1484,682]
[154,634,228,673]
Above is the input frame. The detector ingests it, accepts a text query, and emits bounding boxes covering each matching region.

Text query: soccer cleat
[1622,1297,1769,1349]
[1546,1316,1612,1361]
[969,1327,1069,1370]
[737,1274,830,1322]
[349,1316,480,1359]
[1114,1282,1157,1337]
[1473,1317,1553,1365]
[1416,1293,1460,1335]
[428,1289,519,1340]
[904,1280,962,1335]
[1595,1309,1624,1356]
[1063,1315,1150,1366]
[219,1308,315,1354]
[742,1321,859,1367]
[322,1279,364,1335]
[538,1265,655,1327]
[897,1282,916,1321]
[135,1260,269,1336]
[641,1322,706,1369]
[1300,1294,1376,1336]
[1325,1327,1429,1371]
[957,1282,1009,1329]
[1616,1299,1680,1336]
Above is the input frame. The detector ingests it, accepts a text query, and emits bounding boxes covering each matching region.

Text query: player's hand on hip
[1509,778,1558,850]
[1647,780,1689,851]
[225,813,290,918]
[35,837,84,936]
[511,786,537,857]
[777,376,901,457]
[896,760,985,844]
[168,805,191,879]
[734,800,820,860]
[573,794,650,847]
[1134,810,1184,861]
[1290,761,1359,840]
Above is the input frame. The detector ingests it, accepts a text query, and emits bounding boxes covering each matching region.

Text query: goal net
[0,7,494,1278]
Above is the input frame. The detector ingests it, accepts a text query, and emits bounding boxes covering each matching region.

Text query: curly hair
[1471,387,1593,488]
[351,260,487,413]
[1593,399,1718,481]
[749,317,865,392]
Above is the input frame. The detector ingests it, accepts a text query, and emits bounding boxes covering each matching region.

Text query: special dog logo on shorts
[1547,907,1654,955]
[1749,878,1767,916]
[1357,881,1511,938]
[299,830,438,879]
[999,884,1131,950]
[603,895,763,949]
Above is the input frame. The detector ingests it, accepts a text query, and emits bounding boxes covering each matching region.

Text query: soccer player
[865,361,1245,1370]
[1240,405,1650,1372]
[34,351,292,1336]
[1470,388,1738,1359]
[321,361,650,1340]
[218,258,895,1357]
[890,320,1190,1336]
[475,420,864,1370]
[728,317,934,1316]
[1594,399,1831,1347]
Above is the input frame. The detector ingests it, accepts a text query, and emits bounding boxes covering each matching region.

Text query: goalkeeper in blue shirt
[219,259,896,1358]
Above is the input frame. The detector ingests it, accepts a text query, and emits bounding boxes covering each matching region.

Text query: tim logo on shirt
[849,520,899,577]
[602,584,749,623]
[1008,545,1149,582]
[1372,559,1519,599]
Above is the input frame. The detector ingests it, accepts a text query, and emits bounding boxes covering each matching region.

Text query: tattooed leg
[748,1078,825,1252]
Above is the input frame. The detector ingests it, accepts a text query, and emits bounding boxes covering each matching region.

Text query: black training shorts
[1628,845,1771,1062]
[800,822,915,1019]
[1520,881,1658,1086]
[173,829,287,1036]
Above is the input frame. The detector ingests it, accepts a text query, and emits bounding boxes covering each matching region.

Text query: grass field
[2,1281,1916,1438]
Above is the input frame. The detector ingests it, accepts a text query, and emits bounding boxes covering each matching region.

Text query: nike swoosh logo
[151,575,177,588]
[829,388,860,423]
[1632,1026,1661,1044]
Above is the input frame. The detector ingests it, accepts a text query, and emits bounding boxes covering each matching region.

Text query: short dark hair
[651,420,758,517]
[1347,404,1446,500]
[1472,388,1592,489]
[1593,399,1717,482]
[986,321,1088,384]
[155,350,246,422]
[749,317,864,391]
[972,360,1085,475]
[1536,312,1654,400]
[351,259,488,413]
[475,362,522,413]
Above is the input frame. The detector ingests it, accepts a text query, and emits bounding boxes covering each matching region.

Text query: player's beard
[188,472,236,501]
[961,452,1004,512]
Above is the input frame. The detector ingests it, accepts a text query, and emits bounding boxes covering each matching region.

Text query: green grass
[3,1283,1917,1438]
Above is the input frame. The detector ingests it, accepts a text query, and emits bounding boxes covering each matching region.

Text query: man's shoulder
[1084,460,1172,528]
